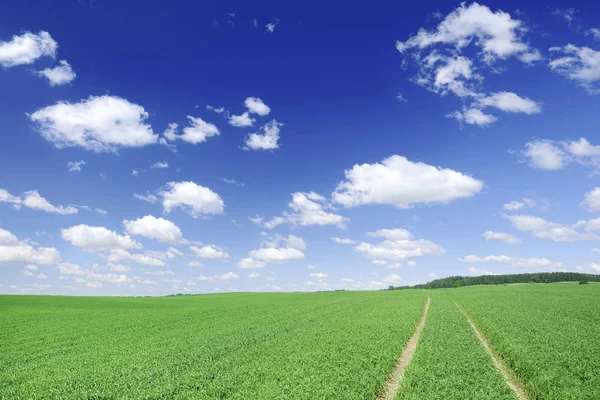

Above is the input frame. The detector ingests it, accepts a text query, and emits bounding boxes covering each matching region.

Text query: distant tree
[580,280,589,285]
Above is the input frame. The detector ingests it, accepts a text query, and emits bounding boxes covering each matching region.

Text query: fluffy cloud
[356,228,445,260]
[61,224,142,252]
[123,215,184,244]
[396,3,541,124]
[504,214,598,242]
[0,188,78,215]
[549,45,600,94]
[163,116,219,145]
[105,249,165,266]
[331,237,356,245]
[520,138,600,172]
[229,112,255,127]
[581,187,600,212]
[190,245,230,259]
[245,120,282,150]
[467,266,497,276]
[332,155,483,208]
[236,257,267,269]
[22,190,78,215]
[0,228,60,264]
[264,192,349,229]
[57,262,132,284]
[67,160,86,172]
[151,161,168,169]
[0,31,57,67]
[576,263,600,274]
[160,181,224,217]
[383,274,402,284]
[37,60,76,86]
[458,254,563,270]
[483,231,523,245]
[247,247,305,264]
[310,272,328,279]
[215,272,239,281]
[245,97,271,116]
[29,95,158,152]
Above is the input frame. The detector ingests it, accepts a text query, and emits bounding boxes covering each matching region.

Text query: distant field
[1,283,598,399]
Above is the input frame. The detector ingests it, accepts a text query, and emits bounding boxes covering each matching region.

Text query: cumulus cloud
[0,31,57,67]
[61,224,142,252]
[356,228,445,260]
[504,214,599,242]
[331,237,356,245]
[0,228,60,264]
[123,215,184,244]
[105,249,165,266]
[264,192,349,229]
[520,138,600,172]
[29,95,158,152]
[549,45,600,94]
[160,181,224,218]
[237,257,267,269]
[37,60,76,86]
[57,262,132,284]
[215,272,239,280]
[248,247,305,263]
[244,97,271,116]
[67,160,86,172]
[332,155,483,208]
[1,188,78,215]
[244,120,283,150]
[396,3,541,124]
[229,112,255,127]
[581,187,600,212]
[483,231,523,244]
[163,116,219,145]
[151,161,168,169]
[190,245,230,259]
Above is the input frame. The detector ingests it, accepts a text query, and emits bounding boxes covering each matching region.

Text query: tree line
[388,272,600,290]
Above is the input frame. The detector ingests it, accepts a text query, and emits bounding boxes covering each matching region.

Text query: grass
[1,283,599,399]
[454,283,600,400]
[0,290,427,399]
[396,292,517,400]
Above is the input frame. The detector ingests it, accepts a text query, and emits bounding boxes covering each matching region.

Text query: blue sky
[1,0,600,295]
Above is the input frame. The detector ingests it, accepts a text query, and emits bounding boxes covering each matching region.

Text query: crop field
[1,283,599,399]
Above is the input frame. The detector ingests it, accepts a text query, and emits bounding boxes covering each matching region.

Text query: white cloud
[310,272,328,278]
[397,4,540,124]
[477,92,541,114]
[67,160,86,172]
[459,254,563,270]
[331,237,356,245]
[549,45,600,94]
[187,260,204,268]
[105,249,165,266]
[229,112,255,127]
[396,92,408,103]
[265,192,348,229]
[0,189,21,206]
[29,95,158,152]
[247,247,305,264]
[134,193,158,203]
[37,60,76,86]
[447,108,497,127]
[236,257,267,269]
[0,31,57,67]
[244,97,271,116]
[22,190,78,215]
[521,139,568,170]
[215,272,239,280]
[468,266,497,276]
[483,231,523,244]
[245,120,283,151]
[504,214,598,242]
[581,187,600,212]
[160,181,224,217]
[383,274,402,284]
[576,263,600,274]
[265,19,279,33]
[61,224,142,252]
[333,155,483,208]
[0,228,60,264]
[197,275,214,281]
[123,215,183,244]
[190,245,230,259]
[356,228,445,260]
[586,28,600,40]
[151,161,168,169]
[57,262,132,284]
[248,272,260,278]
[164,116,219,144]
[503,200,524,211]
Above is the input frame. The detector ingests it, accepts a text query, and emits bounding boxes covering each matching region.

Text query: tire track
[377,296,430,400]
[454,301,529,400]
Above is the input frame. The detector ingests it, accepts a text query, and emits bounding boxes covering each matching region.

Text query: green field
[1,283,599,399]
